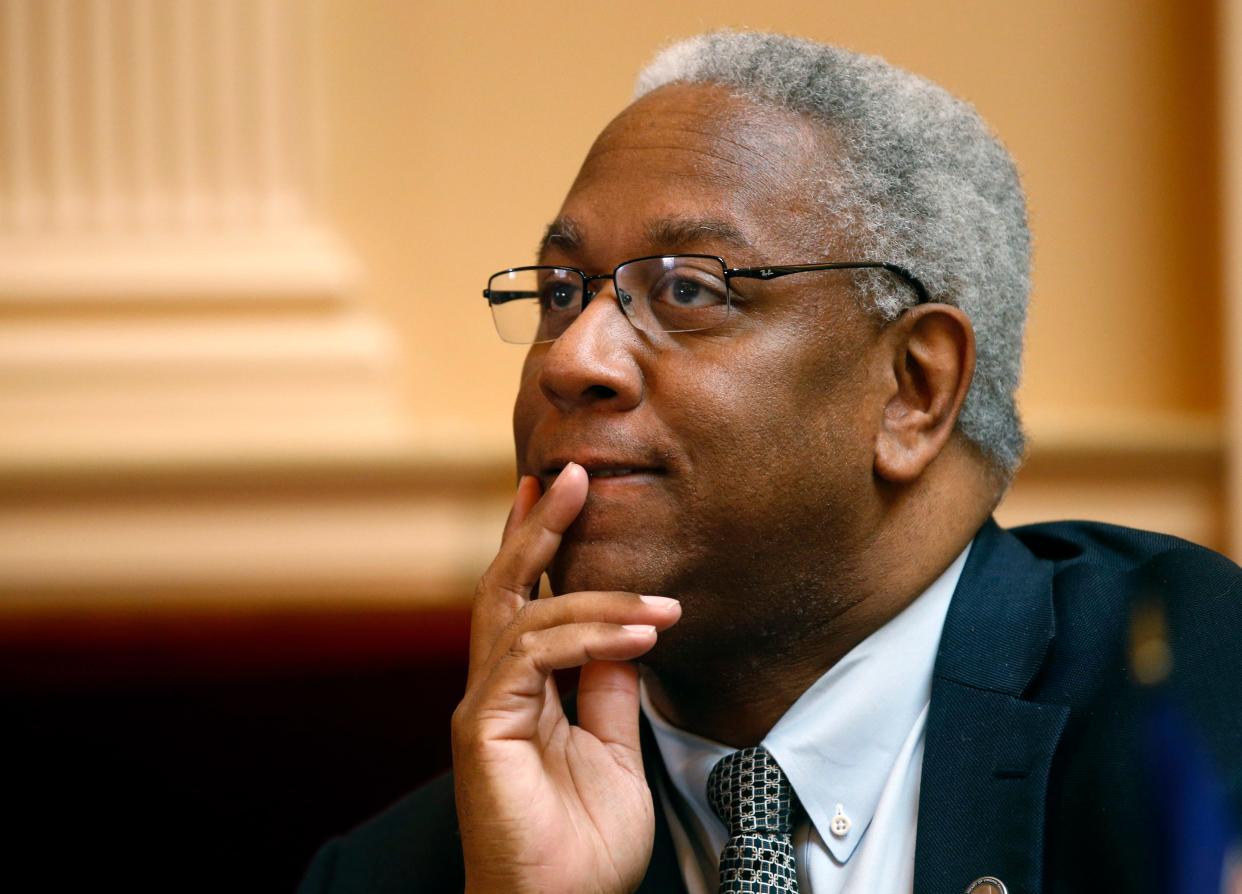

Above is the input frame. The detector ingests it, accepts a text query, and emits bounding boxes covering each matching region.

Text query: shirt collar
[641,543,970,865]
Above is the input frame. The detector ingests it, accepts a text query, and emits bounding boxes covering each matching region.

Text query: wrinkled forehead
[585,83,822,185]
[557,83,831,262]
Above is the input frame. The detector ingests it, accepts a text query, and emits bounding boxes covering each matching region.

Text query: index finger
[469,463,589,680]
[501,474,542,544]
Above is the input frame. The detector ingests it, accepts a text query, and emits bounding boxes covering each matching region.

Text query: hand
[452,463,682,894]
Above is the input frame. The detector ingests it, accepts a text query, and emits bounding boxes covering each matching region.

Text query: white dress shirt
[639,545,970,894]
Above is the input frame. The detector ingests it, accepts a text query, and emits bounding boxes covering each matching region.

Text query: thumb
[576,660,644,770]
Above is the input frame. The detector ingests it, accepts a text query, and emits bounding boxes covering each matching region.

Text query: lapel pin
[964,877,1007,894]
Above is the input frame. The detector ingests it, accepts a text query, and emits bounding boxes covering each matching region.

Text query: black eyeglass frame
[482,254,931,339]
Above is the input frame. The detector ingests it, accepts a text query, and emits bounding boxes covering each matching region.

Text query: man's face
[512,84,891,650]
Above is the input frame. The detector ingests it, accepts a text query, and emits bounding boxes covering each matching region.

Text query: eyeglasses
[482,254,929,344]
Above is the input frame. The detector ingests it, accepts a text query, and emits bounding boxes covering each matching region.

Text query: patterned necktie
[707,745,800,894]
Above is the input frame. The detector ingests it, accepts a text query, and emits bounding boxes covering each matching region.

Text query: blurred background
[2,0,1240,889]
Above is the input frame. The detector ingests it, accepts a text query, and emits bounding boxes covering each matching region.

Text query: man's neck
[642,603,875,747]
[642,460,994,747]
[641,559,944,747]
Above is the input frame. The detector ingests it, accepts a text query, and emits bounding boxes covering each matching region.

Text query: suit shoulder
[298,771,463,894]
[1008,519,1235,576]
[1013,520,1242,711]
[1008,519,1241,638]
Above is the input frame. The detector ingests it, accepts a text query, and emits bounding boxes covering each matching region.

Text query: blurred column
[0,1,493,612]
[1225,0,1242,558]
[1,0,352,287]
[0,0,408,458]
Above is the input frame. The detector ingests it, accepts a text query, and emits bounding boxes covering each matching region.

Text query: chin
[548,539,665,596]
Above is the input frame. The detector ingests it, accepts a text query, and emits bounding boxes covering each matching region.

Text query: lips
[586,468,641,478]
[540,458,666,483]
[544,463,664,478]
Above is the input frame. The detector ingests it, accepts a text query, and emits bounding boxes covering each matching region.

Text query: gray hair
[635,31,1030,476]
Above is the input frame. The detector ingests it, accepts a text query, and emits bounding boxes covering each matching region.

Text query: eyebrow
[645,217,756,255]
[538,217,582,256]
[537,215,757,260]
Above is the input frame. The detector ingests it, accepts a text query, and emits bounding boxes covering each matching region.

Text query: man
[301,31,1242,894]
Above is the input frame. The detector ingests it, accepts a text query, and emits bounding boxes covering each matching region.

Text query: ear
[873,304,976,484]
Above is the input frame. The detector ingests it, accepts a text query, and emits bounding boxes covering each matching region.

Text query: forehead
[553,83,827,263]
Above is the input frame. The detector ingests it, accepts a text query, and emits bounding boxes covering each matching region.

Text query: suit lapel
[914,519,1068,894]
[637,711,690,894]
[916,679,1069,893]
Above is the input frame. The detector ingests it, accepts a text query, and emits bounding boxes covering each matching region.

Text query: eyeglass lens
[487,256,731,344]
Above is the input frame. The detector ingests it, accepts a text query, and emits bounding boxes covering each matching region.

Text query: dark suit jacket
[299,519,1242,893]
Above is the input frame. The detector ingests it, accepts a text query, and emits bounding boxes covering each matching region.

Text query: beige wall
[1,0,1232,614]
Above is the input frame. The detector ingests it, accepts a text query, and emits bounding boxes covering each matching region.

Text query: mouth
[541,461,666,484]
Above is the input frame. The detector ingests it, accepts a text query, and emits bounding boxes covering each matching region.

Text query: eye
[652,271,727,309]
[540,280,579,311]
[671,279,705,305]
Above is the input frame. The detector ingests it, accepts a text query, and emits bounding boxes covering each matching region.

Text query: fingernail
[640,595,679,610]
[552,462,579,487]
[623,624,657,635]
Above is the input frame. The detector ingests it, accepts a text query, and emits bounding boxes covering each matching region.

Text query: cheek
[671,336,876,502]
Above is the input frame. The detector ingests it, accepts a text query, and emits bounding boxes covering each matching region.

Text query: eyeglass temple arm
[727,262,930,304]
[482,289,542,304]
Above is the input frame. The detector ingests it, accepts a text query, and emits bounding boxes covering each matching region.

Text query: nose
[536,284,644,414]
